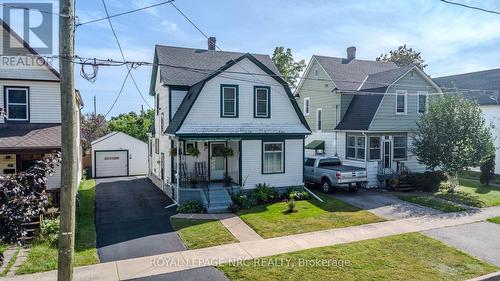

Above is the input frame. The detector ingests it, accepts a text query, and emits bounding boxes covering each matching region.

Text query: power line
[100,0,153,109]
[76,0,175,27]
[439,0,500,16]
[105,66,132,118]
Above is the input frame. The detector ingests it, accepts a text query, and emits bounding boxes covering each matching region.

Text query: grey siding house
[295,47,442,187]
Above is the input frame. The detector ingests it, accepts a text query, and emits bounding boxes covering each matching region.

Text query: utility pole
[58,0,77,280]
[93,95,96,115]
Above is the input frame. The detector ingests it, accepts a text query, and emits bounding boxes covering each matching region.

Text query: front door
[210,143,226,181]
[382,140,392,169]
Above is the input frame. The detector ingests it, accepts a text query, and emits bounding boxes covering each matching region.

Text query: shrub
[0,153,60,244]
[480,156,496,186]
[287,188,310,201]
[408,171,446,192]
[230,192,257,212]
[177,201,206,213]
[254,183,278,203]
[286,198,296,213]
[39,218,59,245]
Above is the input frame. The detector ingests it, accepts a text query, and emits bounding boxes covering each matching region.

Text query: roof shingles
[0,123,61,150]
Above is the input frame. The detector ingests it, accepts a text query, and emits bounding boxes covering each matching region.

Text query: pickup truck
[304,156,367,193]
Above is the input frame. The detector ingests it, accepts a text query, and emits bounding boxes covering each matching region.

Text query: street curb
[467,271,500,281]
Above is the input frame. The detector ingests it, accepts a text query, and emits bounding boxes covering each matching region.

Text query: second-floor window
[418,91,428,114]
[304,97,310,116]
[155,138,159,154]
[396,90,407,114]
[5,87,29,121]
[221,84,238,118]
[161,113,165,132]
[254,86,270,118]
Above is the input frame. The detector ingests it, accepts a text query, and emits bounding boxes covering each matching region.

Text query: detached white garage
[91,132,148,178]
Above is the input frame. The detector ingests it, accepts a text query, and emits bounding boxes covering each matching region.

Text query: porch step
[205,186,232,213]
[207,206,230,213]
[395,182,416,192]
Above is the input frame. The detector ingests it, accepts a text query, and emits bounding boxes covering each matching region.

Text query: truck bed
[318,165,366,172]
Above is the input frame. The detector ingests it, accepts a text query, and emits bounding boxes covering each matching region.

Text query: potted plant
[222,147,234,157]
[186,146,200,157]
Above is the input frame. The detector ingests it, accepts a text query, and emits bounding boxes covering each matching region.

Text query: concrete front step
[207,206,230,213]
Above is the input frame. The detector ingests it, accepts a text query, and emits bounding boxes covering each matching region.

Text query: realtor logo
[2,2,53,54]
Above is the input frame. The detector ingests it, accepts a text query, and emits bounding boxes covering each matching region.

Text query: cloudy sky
[4,0,500,116]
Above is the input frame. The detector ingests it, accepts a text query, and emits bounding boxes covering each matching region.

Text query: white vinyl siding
[241,139,303,189]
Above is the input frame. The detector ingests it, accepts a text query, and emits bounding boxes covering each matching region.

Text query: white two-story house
[0,19,83,204]
[148,39,310,212]
[295,47,442,188]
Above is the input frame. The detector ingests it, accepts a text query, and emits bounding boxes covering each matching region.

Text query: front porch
[171,139,242,213]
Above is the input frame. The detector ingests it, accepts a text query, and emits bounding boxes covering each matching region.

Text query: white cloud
[161,20,177,32]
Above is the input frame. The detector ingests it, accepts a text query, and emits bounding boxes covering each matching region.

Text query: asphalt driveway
[330,189,440,220]
[424,221,500,266]
[96,176,186,262]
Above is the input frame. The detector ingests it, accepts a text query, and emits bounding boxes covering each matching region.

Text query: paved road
[126,267,229,281]
[424,221,500,266]
[330,189,441,219]
[96,177,186,262]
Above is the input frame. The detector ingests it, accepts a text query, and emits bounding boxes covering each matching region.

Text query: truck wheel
[321,179,332,193]
[349,183,361,192]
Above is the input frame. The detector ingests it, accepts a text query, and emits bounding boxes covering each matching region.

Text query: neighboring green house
[295,47,442,187]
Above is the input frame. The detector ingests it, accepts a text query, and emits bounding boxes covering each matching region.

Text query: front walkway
[4,206,500,281]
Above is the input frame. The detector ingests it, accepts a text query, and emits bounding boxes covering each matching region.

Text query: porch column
[176,139,180,203]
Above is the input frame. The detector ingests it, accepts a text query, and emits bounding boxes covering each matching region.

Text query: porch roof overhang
[179,137,242,142]
[305,140,325,150]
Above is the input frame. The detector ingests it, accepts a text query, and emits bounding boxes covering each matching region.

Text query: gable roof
[433,68,500,105]
[165,53,311,135]
[335,90,385,130]
[150,45,280,93]
[313,55,399,91]
[0,19,60,80]
[91,131,146,146]
[358,64,416,91]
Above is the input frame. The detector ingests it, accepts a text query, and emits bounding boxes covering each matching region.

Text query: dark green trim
[253,86,271,118]
[238,140,242,185]
[177,133,305,140]
[261,139,286,175]
[170,140,174,182]
[220,84,239,118]
[302,137,305,183]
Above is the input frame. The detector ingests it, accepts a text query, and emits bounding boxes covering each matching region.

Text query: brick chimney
[208,37,216,51]
[347,46,356,60]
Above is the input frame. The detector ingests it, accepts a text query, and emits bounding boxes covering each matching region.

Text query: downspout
[176,138,180,203]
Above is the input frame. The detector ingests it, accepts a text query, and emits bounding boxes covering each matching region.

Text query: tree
[412,93,495,192]
[376,44,427,69]
[108,109,154,142]
[480,155,496,186]
[0,153,61,244]
[272,46,306,88]
[81,113,110,154]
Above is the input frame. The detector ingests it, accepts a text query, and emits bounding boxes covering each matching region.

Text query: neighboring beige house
[148,39,310,212]
[295,47,442,188]
[434,69,500,175]
[0,19,83,203]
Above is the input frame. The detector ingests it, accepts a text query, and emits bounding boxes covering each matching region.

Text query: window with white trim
[221,85,238,117]
[5,87,28,121]
[262,142,284,174]
[316,108,322,132]
[396,90,407,114]
[418,91,428,114]
[304,97,310,116]
[369,136,381,160]
[160,113,165,132]
[393,136,407,159]
[155,138,159,154]
[346,135,365,160]
[254,86,270,118]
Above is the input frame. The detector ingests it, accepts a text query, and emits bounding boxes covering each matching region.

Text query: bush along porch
[147,44,311,212]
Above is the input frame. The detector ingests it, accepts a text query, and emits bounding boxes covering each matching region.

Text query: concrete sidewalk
[3,206,500,281]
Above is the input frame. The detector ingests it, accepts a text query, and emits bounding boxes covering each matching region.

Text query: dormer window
[220,84,238,118]
[5,87,29,121]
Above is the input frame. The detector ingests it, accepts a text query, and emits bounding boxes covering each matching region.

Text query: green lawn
[218,233,498,281]
[398,195,467,212]
[170,218,238,249]
[435,178,500,208]
[16,179,99,274]
[237,194,384,238]
[487,216,500,224]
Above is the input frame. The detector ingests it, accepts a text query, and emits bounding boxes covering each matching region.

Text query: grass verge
[237,194,384,238]
[16,179,99,274]
[398,195,467,212]
[171,218,238,249]
[487,216,500,224]
[218,233,499,281]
